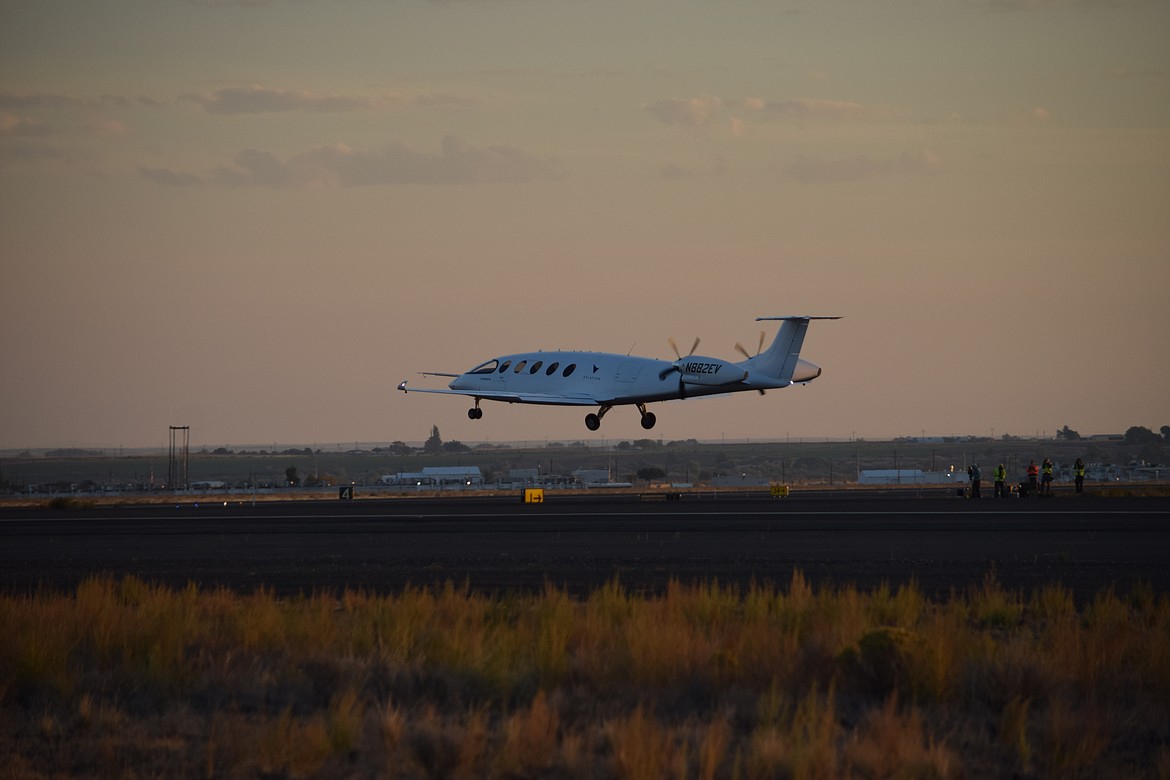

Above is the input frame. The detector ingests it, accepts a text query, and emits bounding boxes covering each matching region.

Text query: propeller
[734,330,768,395]
[659,336,701,380]
[734,330,766,360]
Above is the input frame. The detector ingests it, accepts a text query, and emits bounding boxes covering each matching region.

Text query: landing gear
[467,400,483,420]
[583,404,656,431]
[585,404,612,431]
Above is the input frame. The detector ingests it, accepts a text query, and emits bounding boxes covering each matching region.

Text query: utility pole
[168,426,189,491]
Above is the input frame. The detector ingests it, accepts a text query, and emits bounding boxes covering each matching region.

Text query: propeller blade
[688,336,701,356]
[756,330,765,355]
[734,342,751,360]
[668,337,681,360]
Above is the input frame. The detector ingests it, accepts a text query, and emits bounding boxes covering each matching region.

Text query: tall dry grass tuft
[776,685,842,780]
[327,686,365,754]
[495,689,560,776]
[999,694,1032,774]
[534,582,575,688]
[254,706,334,777]
[606,705,686,780]
[697,711,732,780]
[845,695,955,779]
[1039,694,1113,776]
[970,570,1023,629]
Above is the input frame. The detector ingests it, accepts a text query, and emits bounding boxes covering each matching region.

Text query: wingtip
[397,380,408,392]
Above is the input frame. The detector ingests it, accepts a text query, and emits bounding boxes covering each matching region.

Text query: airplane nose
[791,359,821,383]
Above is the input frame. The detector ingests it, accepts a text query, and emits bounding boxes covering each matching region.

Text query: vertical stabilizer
[751,316,840,382]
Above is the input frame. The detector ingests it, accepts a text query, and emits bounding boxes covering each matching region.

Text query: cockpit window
[498,360,512,373]
[562,363,576,377]
[469,360,498,374]
[513,360,527,373]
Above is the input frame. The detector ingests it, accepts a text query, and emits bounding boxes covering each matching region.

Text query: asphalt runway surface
[2,490,1168,600]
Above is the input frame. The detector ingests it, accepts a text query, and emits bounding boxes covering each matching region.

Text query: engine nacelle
[678,357,748,386]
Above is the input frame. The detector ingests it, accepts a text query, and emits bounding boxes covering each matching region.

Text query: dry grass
[2,572,1168,778]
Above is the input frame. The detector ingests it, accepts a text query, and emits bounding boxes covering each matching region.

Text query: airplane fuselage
[450,351,758,406]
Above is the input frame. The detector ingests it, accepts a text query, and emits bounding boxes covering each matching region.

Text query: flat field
[3,436,1163,493]
[4,573,1169,779]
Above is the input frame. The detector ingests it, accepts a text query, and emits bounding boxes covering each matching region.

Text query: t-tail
[742,316,840,390]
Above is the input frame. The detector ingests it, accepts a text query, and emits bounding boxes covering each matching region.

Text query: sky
[1,0,1167,451]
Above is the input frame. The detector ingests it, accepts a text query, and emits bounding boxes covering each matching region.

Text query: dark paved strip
[2,493,1167,600]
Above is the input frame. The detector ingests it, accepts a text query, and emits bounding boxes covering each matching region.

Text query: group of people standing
[967,457,1086,498]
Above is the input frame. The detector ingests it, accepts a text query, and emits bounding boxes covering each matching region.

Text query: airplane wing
[397,381,600,406]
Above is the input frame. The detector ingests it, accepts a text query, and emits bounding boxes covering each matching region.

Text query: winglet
[398,380,408,392]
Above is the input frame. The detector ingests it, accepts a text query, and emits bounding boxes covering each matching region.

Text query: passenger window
[513,360,527,373]
[530,361,543,374]
[498,361,511,373]
[546,362,559,375]
[563,364,576,377]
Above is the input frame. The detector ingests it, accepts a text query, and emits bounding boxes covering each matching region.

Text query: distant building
[710,475,770,487]
[381,466,482,487]
[859,469,968,486]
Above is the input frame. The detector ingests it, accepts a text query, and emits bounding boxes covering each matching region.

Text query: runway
[2,491,1167,599]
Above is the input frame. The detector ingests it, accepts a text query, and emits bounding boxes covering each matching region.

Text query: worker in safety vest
[993,463,1007,498]
[1074,458,1085,494]
[1026,460,1039,496]
[1041,458,1054,496]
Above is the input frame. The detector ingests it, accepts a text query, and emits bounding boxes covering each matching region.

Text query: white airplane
[398,315,839,431]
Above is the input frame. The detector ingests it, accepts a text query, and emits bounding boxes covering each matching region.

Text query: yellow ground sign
[770,484,790,498]
[523,488,545,503]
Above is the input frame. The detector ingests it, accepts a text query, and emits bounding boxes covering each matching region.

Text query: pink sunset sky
[1,0,1167,449]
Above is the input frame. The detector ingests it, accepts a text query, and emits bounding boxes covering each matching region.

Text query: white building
[381,466,483,487]
[859,469,969,486]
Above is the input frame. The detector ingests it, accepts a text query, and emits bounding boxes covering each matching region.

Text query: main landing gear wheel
[584,404,612,431]
[636,403,656,430]
[467,406,483,420]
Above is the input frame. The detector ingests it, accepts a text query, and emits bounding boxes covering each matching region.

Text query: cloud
[139,167,203,186]
[142,136,565,188]
[0,113,52,137]
[645,94,901,131]
[743,97,900,122]
[0,141,70,163]
[180,86,373,114]
[81,116,131,135]
[1103,67,1166,79]
[659,164,696,180]
[0,90,149,110]
[644,95,722,127]
[182,0,281,6]
[978,0,1147,10]
[782,150,942,184]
